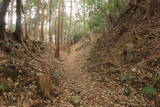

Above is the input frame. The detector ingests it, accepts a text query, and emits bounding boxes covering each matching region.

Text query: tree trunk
[55,18,57,48]
[0,0,10,40]
[33,1,41,40]
[24,16,28,39]
[147,0,156,16]
[8,0,13,32]
[33,8,40,40]
[55,0,61,59]
[49,0,52,43]
[40,13,44,41]
[83,0,86,30]
[67,0,73,54]
[60,0,64,50]
[28,8,32,37]
[24,9,28,39]
[23,0,29,39]
[14,0,24,44]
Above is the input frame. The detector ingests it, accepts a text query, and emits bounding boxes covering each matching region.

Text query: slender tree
[23,1,29,39]
[24,11,28,39]
[33,1,41,40]
[67,0,73,54]
[8,0,13,32]
[40,0,45,41]
[55,17,57,48]
[55,0,61,59]
[60,0,64,50]
[14,0,24,44]
[147,0,156,16]
[49,0,53,43]
[83,0,86,32]
[0,0,11,40]
[40,10,45,41]
[28,6,32,37]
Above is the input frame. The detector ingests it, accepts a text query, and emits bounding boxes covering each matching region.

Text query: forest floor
[57,44,113,106]
[57,38,151,107]
[56,1,160,106]
[0,38,157,106]
[1,1,160,106]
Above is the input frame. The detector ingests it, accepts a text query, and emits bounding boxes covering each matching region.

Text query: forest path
[58,46,113,107]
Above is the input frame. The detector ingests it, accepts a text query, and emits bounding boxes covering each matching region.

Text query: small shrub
[52,72,61,79]
[122,88,132,96]
[111,68,121,73]
[69,96,81,106]
[127,76,137,81]
[0,78,12,92]
[118,77,128,82]
[142,86,157,99]
[0,83,6,92]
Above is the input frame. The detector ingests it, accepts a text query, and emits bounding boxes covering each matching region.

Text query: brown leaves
[0,40,61,106]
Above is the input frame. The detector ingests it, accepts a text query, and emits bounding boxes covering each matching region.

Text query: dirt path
[56,42,151,107]
[57,48,114,107]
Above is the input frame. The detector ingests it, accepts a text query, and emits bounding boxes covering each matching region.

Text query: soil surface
[58,46,113,107]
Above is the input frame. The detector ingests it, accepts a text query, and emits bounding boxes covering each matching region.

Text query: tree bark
[24,15,28,39]
[60,0,64,50]
[28,8,32,37]
[40,0,45,41]
[33,6,40,40]
[8,0,13,32]
[40,11,44,41]
[55,0,61,59]
[23,7,28,39]
[32,1,41,40]
[0,0,11,40]
[14,0,24,44]
[55,17,57,48]
[67,0,73,54]
[147,0,156,16]
[49,0,52,43]
[83,0,86,31]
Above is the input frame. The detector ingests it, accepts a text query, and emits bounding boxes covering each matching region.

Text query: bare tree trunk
[49,0,52,43]
[60,0,64,50]
[40,0,45,41]
[23,0,29,39]
[147,0,156,16]
[55,0,61,59]
[24,15,28,39]
[83,0,86,33]
[28,8,32,37]
[14,0,24,44]
[67,0,73,54]
[8,0,13,32]
[33,1,41,40]
[55,17,57,48]
[45,18,48,38]
[23,4,28,40]
[40,17,44,41]
[0,0,10,40]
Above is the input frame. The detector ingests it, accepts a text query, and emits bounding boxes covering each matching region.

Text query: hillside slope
[0,41,62,106]
[85,1,160,106]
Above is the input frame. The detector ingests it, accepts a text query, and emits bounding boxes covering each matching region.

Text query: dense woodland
[0,0,160,106]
